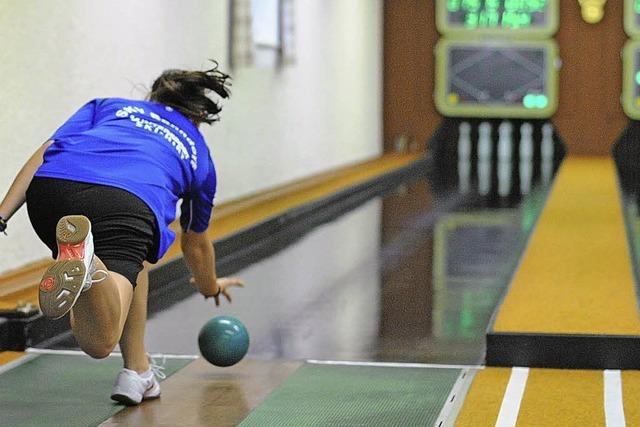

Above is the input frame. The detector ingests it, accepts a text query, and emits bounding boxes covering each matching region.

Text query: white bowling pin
[519,122,534,195]
[458,122,472,194]
[477,122,492,196]
[497,121,513,197]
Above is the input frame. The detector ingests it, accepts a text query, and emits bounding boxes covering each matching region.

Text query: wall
[0,0,383,273]
[383,1,629,155]
[554,1,627,155]
[383,0,440,152]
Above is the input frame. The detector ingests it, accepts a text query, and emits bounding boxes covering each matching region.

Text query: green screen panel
[622,40,640,119]
[435,38,559,119]
[625,0,640,38]
[436,0,559,38]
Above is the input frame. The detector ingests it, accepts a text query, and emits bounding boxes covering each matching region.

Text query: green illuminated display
[624,0,640,37]
[622,40,640,119]
[447,0,546,29]
[437,0,558,37]
[523,93,549,109]
[435,39,559,119]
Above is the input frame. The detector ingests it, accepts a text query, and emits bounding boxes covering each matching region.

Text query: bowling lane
[142,176,542,365]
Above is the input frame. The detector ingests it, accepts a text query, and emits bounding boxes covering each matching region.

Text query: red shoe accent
[58,242,86,261]
[40,277,55,292]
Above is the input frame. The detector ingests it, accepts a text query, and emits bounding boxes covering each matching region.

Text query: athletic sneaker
[111,360,166,405]
[38,215,107,319]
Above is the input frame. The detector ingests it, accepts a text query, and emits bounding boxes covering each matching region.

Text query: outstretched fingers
[213,277,244,306]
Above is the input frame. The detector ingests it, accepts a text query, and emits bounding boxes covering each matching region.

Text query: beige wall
[0,0,383,273]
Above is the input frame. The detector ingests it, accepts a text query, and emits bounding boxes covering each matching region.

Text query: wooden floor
[101,358,301,426]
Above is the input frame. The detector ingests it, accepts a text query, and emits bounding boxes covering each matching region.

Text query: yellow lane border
[455,367,640,426]
[492,157,640,335]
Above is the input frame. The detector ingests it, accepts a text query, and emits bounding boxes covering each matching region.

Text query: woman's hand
[190,277,244,306]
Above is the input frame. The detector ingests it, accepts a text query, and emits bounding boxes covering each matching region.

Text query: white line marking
[604,370,626,427]
[306,359,485,370]
[434,368,477,427]
[25,348,199,360]
[495,367,529,427]
[0,354,38,375]
[147,352,198,360]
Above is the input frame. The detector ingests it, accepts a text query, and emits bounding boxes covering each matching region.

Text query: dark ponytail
[148,61,231,125]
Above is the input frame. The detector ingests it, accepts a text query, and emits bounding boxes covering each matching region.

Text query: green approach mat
[239,363,460,427]
[0,353,192,427]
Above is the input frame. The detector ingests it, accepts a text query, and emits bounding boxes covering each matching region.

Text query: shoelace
[90,270,109,284]
[148,354,167,380]
[81,258,109,292]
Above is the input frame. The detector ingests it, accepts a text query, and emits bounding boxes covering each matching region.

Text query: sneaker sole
[110,393,160,406]
[39,216,92,319]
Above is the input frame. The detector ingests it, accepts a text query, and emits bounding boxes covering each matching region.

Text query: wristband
[0,217,7,235]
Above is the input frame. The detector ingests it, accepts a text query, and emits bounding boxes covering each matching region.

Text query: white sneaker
[110,363,165,405]
[38,215,108,319]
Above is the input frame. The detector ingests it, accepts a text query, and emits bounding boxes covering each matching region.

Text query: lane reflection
[144,175,549,364]
[146,199,383,360]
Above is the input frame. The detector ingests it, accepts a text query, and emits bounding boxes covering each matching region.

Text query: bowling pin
[458,122,471,194]
[497,121,513,197]
[519,122,533,195]
[477,122,492,196]
[541,123,554,185]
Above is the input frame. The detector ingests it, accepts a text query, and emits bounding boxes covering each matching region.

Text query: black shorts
[26,177,159,287]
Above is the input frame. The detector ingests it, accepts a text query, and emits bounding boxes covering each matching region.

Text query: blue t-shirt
[35,98,217,262]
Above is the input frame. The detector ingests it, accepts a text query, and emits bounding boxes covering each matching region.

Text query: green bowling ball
[198,316,250,367]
